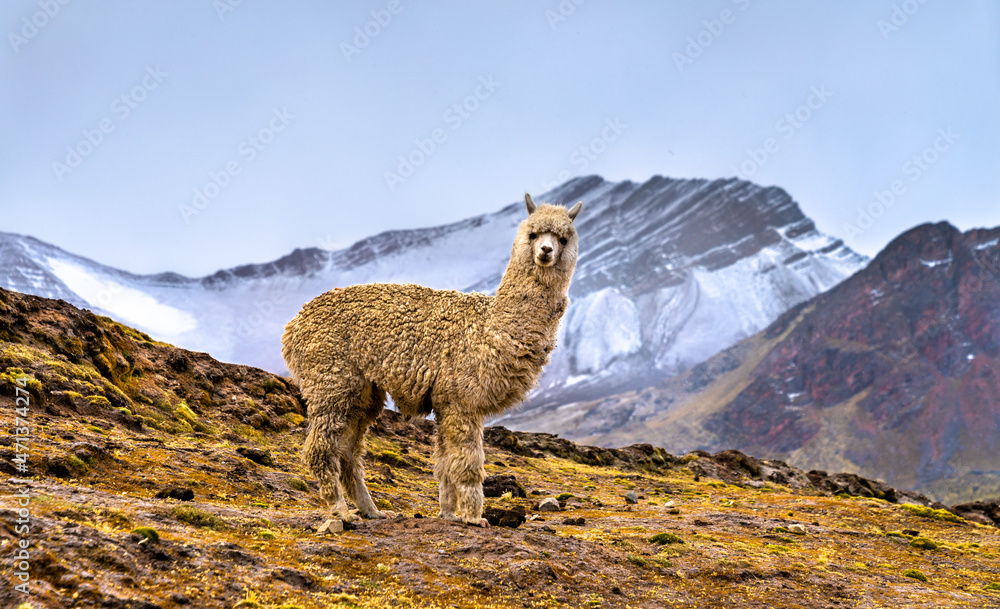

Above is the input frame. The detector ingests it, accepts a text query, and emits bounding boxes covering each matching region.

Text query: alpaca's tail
[280,314,302,385]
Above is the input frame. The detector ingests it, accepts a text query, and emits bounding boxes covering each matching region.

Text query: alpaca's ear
[525,193,536,215]
[568,201,583,221]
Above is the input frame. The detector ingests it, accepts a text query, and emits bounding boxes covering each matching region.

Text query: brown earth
[1,287,1000,608]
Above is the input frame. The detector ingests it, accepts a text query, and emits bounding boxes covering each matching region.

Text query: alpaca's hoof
[473,518,489,528]
[362,510,387,520]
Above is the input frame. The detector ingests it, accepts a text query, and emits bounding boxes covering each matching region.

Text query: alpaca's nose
[541,245,553,254]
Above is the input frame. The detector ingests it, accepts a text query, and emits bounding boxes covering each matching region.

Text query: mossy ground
[1,288,1000,608]
[3,399,1000,608]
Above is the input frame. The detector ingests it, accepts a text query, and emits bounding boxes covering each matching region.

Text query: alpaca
[281,194,582,526]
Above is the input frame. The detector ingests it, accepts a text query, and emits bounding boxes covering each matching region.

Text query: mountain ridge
[1,174,867,414]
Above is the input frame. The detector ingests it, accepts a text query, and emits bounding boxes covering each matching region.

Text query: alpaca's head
[517,193,583,274]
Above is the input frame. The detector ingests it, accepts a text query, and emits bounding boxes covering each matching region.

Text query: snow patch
[566,287,642,374]
[46,258,197,337]
[920,256,953,268]
[973,238,999,251]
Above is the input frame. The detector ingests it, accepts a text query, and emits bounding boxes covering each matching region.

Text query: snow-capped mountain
[0,175,867,415]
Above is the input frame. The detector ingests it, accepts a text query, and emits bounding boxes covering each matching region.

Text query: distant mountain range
[538,221,1000,504]
[0,175,866,413]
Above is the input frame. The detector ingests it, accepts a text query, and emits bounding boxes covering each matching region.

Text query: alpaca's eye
[529,233,537,240]
[559,237,568,245]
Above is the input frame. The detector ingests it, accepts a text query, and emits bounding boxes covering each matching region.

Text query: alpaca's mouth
[535,254,555,267]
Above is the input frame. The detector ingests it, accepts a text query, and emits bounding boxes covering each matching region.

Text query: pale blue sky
[2,1,998,276]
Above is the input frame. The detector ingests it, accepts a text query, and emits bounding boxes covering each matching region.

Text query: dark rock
[483,474,527,498]
[949,499,1000,526]
[272,567,313,589]
[235,446,274,466]
[624,491,638,504]
[484,505,526,528]
[155,487,195,501]
[562,517,585,526]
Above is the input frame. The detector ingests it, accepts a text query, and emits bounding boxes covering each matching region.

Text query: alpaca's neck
[489,258,572,346]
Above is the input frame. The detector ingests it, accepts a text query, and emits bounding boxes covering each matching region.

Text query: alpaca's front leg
[435,414,488,527]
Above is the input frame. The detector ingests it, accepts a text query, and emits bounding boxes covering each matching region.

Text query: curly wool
[282,198,581,525]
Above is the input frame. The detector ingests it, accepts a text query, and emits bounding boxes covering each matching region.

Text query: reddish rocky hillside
[571,222,1000,504]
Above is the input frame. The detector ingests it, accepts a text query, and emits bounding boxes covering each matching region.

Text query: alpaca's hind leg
[303,411,353,521]
[433,433,458,520]
[435,412,487,527]
[340,382,386,519]
[300,374,368,521]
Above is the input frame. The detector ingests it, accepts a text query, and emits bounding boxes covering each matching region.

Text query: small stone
[483,474,527,498]
[170,592,191,605]
[666,508,680,515]
[316,519,344,535]
[538,497,561,512]
[235,446,274,466]
[788,524,806,535]
[562,517,585,526]
[902,529,919,537]
[624,491,639,505]
[693,518,710,526]
[484,505,527,528]
[664,500,676,508]
[155,487,195,501]
[414,513,424,519]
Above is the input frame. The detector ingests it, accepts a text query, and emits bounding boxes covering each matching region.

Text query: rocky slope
[1,174,866,414]
[559,223,1000,505]
[3,289,1000,608]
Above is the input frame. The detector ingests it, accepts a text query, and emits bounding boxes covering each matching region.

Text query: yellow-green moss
[131,527,159,542]
[984,582,1000,591]
[86,395,112,407]
[283,412,305,426]
[173,505,222,529]
[175,401,198,423]
[900,503,965,523]
[909,537,939,551]
[287,478,309,492]
[649,532,683,545]
[902,568,928,582]
[626,555,648,567]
